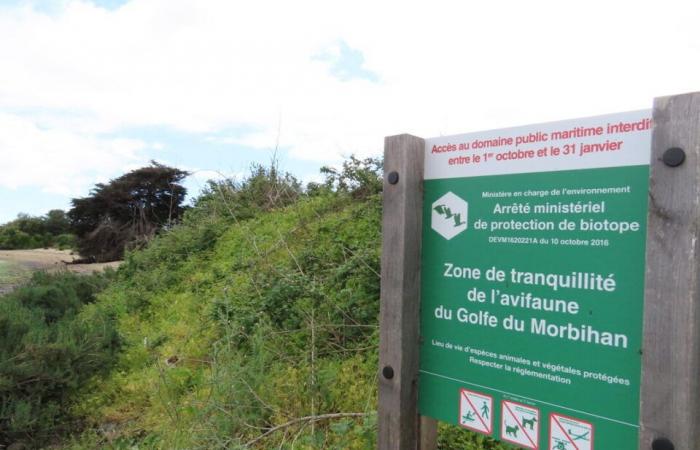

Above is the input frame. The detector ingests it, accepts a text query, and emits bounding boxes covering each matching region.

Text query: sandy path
[0,248,76,269]
[0,249,121,295]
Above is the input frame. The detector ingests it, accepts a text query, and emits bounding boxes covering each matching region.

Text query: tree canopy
[0,210,73,250]
[68,162,189,262]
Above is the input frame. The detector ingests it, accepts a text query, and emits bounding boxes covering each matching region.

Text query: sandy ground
[0,249,120,295]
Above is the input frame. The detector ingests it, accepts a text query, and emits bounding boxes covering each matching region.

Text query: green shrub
[0,228,35,249]
[0,210,75,250]
[189,163,303,225]
[0,271,119,447]
[55,234,77,250]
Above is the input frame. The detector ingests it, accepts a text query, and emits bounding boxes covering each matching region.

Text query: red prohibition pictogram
[549,413,594,450]
[458,388,493,435]
[501,400,539,449]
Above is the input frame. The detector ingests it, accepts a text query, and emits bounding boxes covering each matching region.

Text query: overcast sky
[1,0,699,224]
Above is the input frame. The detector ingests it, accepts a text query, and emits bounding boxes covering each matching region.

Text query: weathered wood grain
[378,134,426,450]
[640,91,700,449]
[419,416,437,450]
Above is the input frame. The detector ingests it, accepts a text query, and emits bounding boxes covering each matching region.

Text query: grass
[0,259,30,291]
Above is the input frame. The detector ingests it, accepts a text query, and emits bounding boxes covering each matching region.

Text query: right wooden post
[640,91,700,450]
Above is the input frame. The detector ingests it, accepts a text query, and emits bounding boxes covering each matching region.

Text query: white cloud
[0,112,147,195]
[0,0,699,196]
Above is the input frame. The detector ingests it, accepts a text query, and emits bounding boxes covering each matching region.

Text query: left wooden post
[379,134,435,450]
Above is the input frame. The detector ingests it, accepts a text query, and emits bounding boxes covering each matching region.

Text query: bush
[316,156,383,199]
[189,163,303,224]
[0,211,74,250]
[55,234,77,250]
[0,271,119,447]
[0,227,35,249]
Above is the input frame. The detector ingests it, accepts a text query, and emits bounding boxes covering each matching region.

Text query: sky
[0,0,699,224]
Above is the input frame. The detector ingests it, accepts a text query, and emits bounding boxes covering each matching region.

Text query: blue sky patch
[314,40,379,83]
[0,186,75,223]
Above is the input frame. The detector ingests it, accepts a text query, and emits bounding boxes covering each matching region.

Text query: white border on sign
[424,110,651,180]
[458,388,493,435]
[549,413,595,450]
[500,400,540,450]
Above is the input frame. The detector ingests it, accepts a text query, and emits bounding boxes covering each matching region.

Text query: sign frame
[377,91,700,450]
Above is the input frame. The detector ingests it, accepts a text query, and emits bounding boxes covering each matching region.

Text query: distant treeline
[0,162,189,260]
[0,210,75,250]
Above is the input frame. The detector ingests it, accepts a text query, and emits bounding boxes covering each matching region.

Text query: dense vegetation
[65,160,382,449]
[0,210,74,250]
[1,158,505,449]
[69,162,189,262]
[0,271,118,447]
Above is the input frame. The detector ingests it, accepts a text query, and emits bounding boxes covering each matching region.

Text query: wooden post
[379,134,437,450]
[640,91,700,450]
[419,416,438,450]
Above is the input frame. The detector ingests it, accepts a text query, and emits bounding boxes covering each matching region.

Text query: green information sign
[419,111,652,449]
